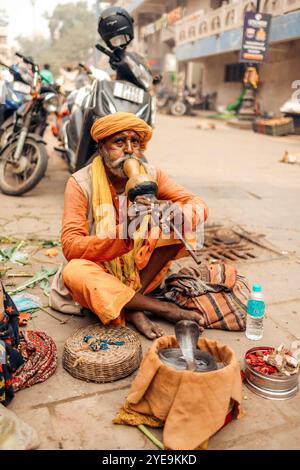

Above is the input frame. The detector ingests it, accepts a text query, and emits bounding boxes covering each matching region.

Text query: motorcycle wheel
[0,137,48,196]
[170,101,187,117]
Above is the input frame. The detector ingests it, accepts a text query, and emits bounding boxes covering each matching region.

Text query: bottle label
[247,299,265,318]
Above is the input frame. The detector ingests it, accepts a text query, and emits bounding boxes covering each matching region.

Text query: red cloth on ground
[12,331,57,392]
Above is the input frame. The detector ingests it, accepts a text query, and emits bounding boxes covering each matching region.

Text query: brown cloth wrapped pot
[121,336,243,450]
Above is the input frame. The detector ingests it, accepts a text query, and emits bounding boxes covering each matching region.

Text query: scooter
[55,44,157,173]
[53,63,111,170]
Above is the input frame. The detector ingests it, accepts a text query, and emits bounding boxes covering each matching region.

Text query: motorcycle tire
[0,137,48,196]
[170,101,187,117]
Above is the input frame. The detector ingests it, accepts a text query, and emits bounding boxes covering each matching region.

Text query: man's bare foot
[159,302,205,331]
[126,311,164,340]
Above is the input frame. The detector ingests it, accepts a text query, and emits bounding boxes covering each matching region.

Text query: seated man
[61,112,208,339]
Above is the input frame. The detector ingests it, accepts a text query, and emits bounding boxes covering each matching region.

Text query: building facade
[116,0,300,113]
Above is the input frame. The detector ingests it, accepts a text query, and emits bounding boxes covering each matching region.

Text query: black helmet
[98,6,134,50]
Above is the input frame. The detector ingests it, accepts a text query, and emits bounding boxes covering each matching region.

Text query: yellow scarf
[92,155,149,290]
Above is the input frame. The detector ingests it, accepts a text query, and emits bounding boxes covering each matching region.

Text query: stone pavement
[1,115,300,450]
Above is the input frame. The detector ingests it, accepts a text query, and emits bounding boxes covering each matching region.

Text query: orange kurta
[61,167,208,325]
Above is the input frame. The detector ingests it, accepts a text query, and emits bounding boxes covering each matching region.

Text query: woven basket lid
[63,324,142,383]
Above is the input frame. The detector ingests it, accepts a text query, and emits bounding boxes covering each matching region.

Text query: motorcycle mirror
[153,75,162,85]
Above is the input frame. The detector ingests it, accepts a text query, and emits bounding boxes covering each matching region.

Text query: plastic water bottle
[245,284,265,340]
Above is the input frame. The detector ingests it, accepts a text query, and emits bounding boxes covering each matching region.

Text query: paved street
[1,114,300,450]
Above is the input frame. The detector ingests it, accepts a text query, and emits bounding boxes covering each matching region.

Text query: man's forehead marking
[111,130,140,139]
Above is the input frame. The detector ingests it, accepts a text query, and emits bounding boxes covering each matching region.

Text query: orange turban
[90,112,153,150]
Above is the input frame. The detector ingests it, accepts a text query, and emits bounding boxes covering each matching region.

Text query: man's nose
[125,140,133,154]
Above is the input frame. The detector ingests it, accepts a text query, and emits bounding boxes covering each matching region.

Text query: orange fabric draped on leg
[62,232,183,326]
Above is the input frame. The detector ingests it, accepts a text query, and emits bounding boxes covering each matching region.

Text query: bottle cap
[252,283,262,292]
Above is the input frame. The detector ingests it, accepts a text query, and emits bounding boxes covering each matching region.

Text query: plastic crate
[253,118,294,136]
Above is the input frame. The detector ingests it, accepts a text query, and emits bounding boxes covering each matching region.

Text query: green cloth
[40,69,54,85]
[227,90,245,112]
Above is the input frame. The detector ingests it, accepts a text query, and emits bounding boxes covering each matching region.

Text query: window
[199,21,208,34]
[188,26,196,38]
[224,63,246,82]
[210,0,222,8]
[179,30,186,41]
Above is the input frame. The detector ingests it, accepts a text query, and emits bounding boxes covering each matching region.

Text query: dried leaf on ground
[44,248,59,257]
[7,266,58,295]
[39,278,51,297]
[0,241,28,265]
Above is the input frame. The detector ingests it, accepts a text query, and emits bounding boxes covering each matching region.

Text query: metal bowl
[244,346,299,400]
[158,348,218,372]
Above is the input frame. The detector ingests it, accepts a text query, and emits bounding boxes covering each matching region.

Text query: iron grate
[195,225,285,264]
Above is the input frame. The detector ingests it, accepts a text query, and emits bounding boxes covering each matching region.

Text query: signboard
[240,12,272,64]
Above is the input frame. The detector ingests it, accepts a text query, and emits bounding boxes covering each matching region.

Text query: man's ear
[98,142,103,154]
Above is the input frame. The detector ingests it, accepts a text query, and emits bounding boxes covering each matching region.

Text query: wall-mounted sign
[240,12,272,64]
[141,7,183,38]
[164,53,177,73]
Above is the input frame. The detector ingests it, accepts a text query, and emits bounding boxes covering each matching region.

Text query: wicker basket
[253,117,294,136]
[63,324,142,383]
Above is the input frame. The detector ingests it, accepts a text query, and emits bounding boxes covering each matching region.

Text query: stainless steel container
[244,347,299,400]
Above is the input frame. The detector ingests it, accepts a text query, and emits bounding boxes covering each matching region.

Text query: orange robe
[61,168,208,325]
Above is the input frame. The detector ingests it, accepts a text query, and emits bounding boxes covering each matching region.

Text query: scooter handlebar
[95,43,114,59]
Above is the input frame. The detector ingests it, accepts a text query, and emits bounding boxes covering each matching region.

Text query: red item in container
[245,350,279,375]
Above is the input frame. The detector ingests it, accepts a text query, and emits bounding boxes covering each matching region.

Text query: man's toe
[145,329,156,339]
[153,323,164,337]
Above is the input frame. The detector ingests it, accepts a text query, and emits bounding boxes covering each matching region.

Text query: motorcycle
[0,62,31,146]
[157,88,217,116]
[156,87,196,117]
[0,53,59,196]
[55,44,157,173]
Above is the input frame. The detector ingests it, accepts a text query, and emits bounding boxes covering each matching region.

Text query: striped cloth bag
[162,263,249,331]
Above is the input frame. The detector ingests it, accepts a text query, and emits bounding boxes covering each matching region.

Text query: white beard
[101,147,127,179]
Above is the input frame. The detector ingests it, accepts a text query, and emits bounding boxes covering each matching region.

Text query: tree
[46,1,96,70]
[16,36,51,68]
[17,1,97,76]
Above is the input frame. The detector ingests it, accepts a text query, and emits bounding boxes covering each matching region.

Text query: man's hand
[128,196,183,230]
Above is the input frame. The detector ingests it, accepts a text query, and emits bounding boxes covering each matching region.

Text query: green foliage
[8,266,58,295]
[16,36,51,69]
[16,1,97,76]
